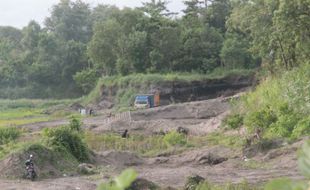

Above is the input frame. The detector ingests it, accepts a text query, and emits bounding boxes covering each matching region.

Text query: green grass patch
[0,108,49,127]
[0,99,77,110]
[85,131,210,157]
[205,132,245,148]
[163,130,187,146]
[86,131,242,158]
[85,132,168,157]
[0,127,21,145]
[0,117,50,128]
[222,114,244,130]
[0,99,82,128]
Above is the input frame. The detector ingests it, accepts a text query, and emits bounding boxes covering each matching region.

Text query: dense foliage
[239,64,310,139]
[228,0,310,71]
[43,122,89,162]
[0,0,261,98]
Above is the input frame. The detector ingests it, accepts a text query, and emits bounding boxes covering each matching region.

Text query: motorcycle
[25,165,37,181]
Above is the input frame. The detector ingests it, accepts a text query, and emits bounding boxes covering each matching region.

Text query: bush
[97,169,137,190]
[69,116,82,132]
[0,127,20,145]
[223,114,243,129]
[163,131,187,146]
[291,117,310,140]
[244,102,304,138]
[244,106,277,133]
[43,127,89,162]
[185,175,205,190]
[241,64,310,139]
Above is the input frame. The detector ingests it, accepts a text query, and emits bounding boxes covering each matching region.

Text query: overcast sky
[0,0,185,29]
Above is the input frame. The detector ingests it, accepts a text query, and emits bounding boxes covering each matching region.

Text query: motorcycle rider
[25,154,36,180]
[25,154,34,167]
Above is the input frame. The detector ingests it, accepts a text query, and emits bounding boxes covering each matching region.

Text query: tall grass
[85,131,241,157]
[0,98,77,110]
[0,127,21,145]
[85,132,169,157]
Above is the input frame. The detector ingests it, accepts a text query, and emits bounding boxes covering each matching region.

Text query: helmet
[30,154,33,158]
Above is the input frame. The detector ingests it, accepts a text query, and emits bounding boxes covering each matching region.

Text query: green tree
[74,68,99,93]
[220,32,259,69]
[204,0,232,32]
[228,0,310,71]
[88,19,121,75]
[45,0,92,43]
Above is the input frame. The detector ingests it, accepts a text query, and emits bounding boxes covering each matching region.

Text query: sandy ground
[1,96,305,189]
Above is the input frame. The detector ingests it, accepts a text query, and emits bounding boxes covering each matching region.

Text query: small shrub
[69,116,82,132]
[223,114,244,129]
[269,103,300,137]
[0,127,21,144]
[43,127,89,162]
[244,106,277,132]
[206,132,244,148]
[97,169,137,190]
[163,131,187,146]
[185,175,205,190]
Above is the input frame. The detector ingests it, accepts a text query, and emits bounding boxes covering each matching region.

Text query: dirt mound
[242,139,284,158]
[77,163,96,175]
[196,153,228,165]
[97,151,144,168]
[177,146,235,165]
[149,145,235,167]
[128,178,159,190]
[0,144,78,179]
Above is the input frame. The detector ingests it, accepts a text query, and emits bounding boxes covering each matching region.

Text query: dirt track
[1,96,305,189]
[0,177,97,190]
[0,142,304,190]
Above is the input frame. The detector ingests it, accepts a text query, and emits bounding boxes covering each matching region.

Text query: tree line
[0,0,308,98]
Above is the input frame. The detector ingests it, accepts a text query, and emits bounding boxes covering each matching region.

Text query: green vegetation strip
[85,131,243,157]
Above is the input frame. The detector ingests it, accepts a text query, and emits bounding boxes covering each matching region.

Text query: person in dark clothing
[121,129,129,138]
[25,154,34,167]
[89,109,94,116]
[25,154,36,180]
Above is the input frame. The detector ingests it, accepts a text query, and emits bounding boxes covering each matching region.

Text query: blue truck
[134,94,160,109]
